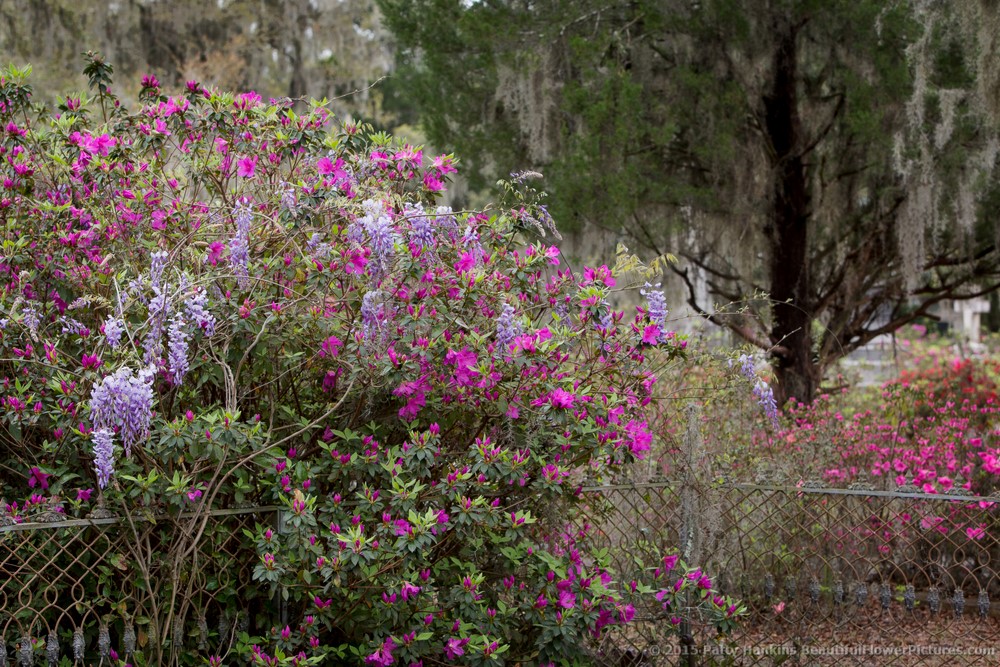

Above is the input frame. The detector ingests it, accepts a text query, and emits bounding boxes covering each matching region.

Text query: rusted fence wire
[582,479,1000,666]
[0,506,276,666]
[4,482,1000,666]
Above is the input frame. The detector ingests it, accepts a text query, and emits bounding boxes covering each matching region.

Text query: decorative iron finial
[45,631,58,666]
[198,614,209,652]
[123,624,136,656]
[72,628,85,662]
[855,582,868,606]
[953,588,965,617]
[97,625,111,658]
[17,636,31,667]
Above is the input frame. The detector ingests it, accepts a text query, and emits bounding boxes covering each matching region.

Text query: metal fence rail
[581,480,1000,666]
[0,506,276,665]
[4,483,1000,666]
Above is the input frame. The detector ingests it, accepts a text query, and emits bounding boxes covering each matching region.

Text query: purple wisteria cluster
[494,303,521,353]
[359,199,399,282]
[59,316,88,336]
[229,198,253,288]
[183,285,216,337]
[640,282,669,342]
[306,232,332,260]
[460,220,484,265]
[279,181,299,216]
[20,303,39,337]
[167,314,189,385]
[360,289,390,342]
[143,251,170,363]
[404,203,436,253]
[89,365,156,486]
[734,353,780,428]
[104,316,125,347]
[92,428,115,489]
[149,249,168,291]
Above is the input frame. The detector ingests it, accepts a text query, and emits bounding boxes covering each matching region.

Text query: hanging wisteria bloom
[360,289,388,342]
[494,303,521,353]
[360,200,399,282]
[183,286,216,336]
[89,365,156,457]
[143,286,170,364]
[306,232,332,260]
[59,316,88,336]
[279,181,298,216]
[92,428,115,488]
[21,303,39,337]
[598,299,614,331]
[229,198,253,288]
[435,205,460,241]
[461,220,484,264]
[103,316,125,347]
[753,378,780,428]
[142,251,173,363]
[404,203,437,254]
[126,276,149,305]
[167,314,189,385]
[149,250,168,291]
[733,353,780,428]
[640,282,669,342]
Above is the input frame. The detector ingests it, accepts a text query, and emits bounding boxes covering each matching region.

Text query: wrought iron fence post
[679,405,702,666]
[680,588,697,667]
[275,509,290,627]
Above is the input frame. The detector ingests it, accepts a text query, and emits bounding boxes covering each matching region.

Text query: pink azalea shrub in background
[790,353,1000,496]
[651,329,1000,556]
[0,57,740,666]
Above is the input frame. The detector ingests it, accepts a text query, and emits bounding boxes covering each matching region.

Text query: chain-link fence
[5,481,999,666]
[0,506,276,665]
[582,479,1000,666]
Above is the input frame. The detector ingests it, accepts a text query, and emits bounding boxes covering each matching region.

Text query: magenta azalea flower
[365,637,396,666]
[400,581,421,601]
[443,638,468,660]
[237,155,258,178]
[27,467,51,490]
[454,252,475,273]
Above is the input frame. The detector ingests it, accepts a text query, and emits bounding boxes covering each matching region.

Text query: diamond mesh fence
[0,506,276,666]
[581,480,1000,667]
[4,482,999,666]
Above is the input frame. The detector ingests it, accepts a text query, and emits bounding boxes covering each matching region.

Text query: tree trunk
[764,27,818,406]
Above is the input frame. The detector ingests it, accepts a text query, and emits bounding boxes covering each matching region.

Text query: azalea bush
[0,57,740,666]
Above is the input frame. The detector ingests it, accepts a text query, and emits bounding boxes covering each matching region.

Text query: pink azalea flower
[423,172,445,192]
[237,155,258,178]
[549,388,576,409]
[454,253,475,273]
[641,324,661,345]
[400,581,421,601]
[444,637,468,659]
[28,467,51,490]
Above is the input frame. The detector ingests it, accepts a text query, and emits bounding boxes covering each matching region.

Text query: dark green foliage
[381,0,1000,404]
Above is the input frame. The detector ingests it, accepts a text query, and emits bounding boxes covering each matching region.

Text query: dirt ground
[592,610,1000,666]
